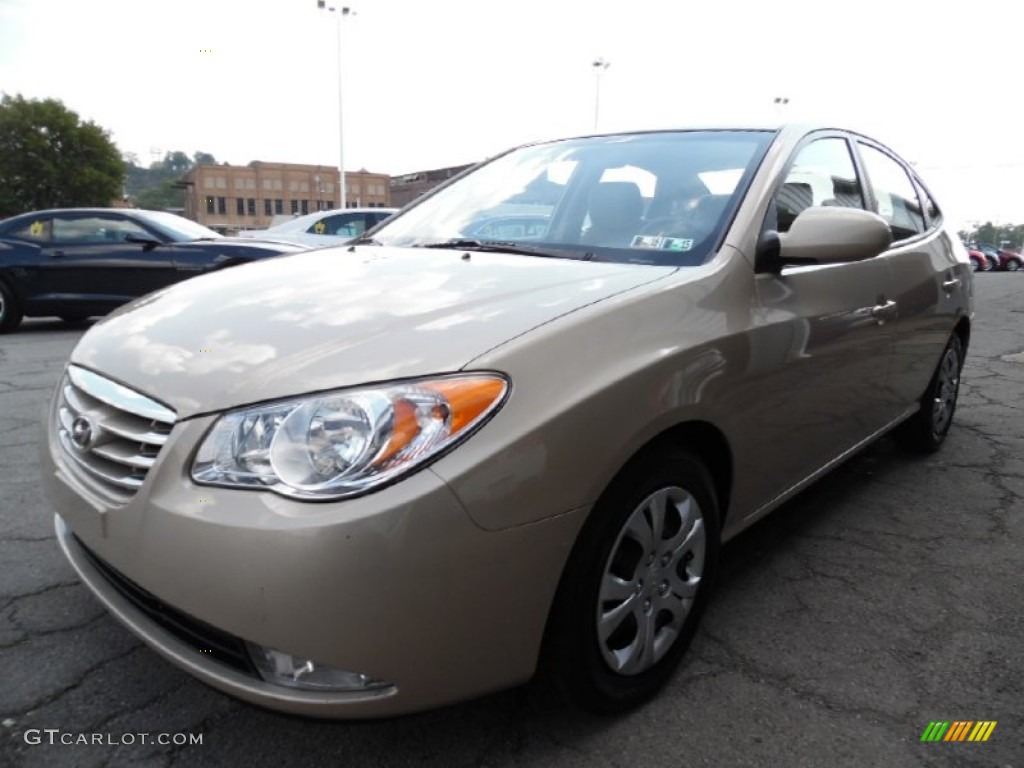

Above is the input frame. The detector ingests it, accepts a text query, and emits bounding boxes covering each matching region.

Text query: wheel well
[953,317,970,359]
[0,272,21,306]
[622,421,733,527]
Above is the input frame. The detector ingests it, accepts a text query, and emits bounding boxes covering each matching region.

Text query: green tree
[122,149,217,210]
[0,94,123,217]
[136,180,186,210]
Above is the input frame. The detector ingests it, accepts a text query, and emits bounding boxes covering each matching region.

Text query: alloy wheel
[932,346,960,436]
[597,486,705,675]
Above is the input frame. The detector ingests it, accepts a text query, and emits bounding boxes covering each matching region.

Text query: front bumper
[43,406,587,718]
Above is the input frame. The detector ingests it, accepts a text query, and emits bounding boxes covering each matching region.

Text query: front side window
[52,216,151,243]
[773,137,865,233]
[370,131,774,266]
[914,179,941,228]
[857,143,925,241]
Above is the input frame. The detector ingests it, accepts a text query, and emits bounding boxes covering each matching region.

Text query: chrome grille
[56,365,176,505]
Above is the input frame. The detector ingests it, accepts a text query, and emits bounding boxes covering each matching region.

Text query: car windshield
[371,130,774,265]
[133,210,223,241]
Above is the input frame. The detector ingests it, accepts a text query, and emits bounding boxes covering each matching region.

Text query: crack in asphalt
[9,640,144,717]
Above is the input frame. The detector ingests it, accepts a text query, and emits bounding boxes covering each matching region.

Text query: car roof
[517,123,892,150]
[3,207,158,217]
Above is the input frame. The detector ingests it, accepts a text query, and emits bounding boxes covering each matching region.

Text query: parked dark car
[0,208,303,332]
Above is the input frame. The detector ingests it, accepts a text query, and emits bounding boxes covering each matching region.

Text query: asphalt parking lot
[1,275,1021,768]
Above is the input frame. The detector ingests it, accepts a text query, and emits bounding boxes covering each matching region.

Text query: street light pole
[592,58,610,131]
[317,2,353,210]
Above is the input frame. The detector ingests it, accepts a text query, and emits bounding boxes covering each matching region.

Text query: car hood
[193,237,306,253]
[231,232,352,248]
[71,246,673,418]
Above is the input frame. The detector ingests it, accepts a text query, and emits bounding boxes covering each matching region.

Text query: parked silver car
[41,124,972,718]
[237,207,397,247]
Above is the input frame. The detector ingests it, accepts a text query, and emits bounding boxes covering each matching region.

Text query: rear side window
[317,213,368,237]
[858,144,925,241]
[774,137,865,233]
[9,218,52,242]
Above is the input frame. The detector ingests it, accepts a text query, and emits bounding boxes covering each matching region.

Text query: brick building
[389,163,475,208]
[182,162,391,232]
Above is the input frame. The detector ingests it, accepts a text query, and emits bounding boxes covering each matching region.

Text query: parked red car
[966,248,992,272]
[991,249,1023,272]
[971,243,1022,272]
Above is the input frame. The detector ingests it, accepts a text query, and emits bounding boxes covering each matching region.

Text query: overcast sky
[1,0,1020,228]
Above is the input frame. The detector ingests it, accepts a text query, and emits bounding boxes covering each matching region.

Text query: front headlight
[191,373,508,500]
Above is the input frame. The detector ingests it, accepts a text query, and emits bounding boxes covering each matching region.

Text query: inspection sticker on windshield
[630,235,694,252]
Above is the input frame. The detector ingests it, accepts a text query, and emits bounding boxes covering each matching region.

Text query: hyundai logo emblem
[70,416,93,451]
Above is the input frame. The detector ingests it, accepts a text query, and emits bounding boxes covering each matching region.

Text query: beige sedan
[41,124,972,717]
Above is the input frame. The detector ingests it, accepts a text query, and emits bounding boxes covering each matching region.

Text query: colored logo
[920,721,997,742]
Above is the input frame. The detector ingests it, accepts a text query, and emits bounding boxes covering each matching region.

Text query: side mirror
[125,234,161,251]
[756,207,892,272]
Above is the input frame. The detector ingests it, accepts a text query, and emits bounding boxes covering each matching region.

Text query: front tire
[542,448,720,713]
[1006,258,1022,272]
[895,334,964,453]
[0,280,23,333]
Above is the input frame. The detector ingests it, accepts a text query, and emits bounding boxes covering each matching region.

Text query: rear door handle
[52,250,66,258]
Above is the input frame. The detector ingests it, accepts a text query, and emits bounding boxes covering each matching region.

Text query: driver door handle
[871,300,897,323]
[52,250,66,258]
[943,278,961,293]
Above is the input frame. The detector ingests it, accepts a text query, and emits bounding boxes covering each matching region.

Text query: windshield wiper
[412,239,595,261]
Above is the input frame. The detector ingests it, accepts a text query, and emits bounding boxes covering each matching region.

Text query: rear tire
[0,280,23,333]
[895,334,964,453]
[1006,258,1021,272]
[540,448,720,713]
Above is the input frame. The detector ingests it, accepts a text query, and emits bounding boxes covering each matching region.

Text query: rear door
[853,140,967,408]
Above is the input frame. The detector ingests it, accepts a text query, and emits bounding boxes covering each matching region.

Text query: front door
[735,134,900,514]
[37,214,177,311]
